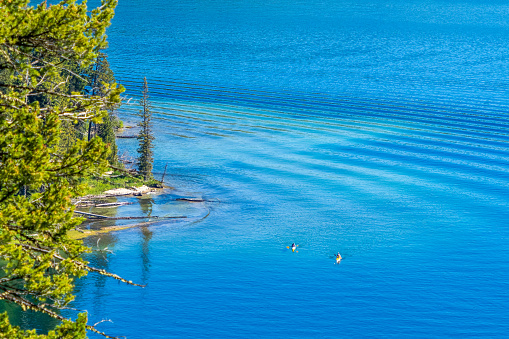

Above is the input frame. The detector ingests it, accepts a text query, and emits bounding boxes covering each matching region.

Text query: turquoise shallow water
[79,0,509,337]
[12,0,509,337]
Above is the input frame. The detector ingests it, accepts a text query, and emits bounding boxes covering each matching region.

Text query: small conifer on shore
[137,77,155,180]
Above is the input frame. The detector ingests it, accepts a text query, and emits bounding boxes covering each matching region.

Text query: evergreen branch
[0,83,105,100]
[0,91,28,108]
[2,43,88,81]
[0,276,23,285]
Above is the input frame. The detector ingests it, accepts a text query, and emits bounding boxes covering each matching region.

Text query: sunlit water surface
[15,0,509,337]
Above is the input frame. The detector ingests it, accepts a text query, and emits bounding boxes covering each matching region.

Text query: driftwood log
[76,201,133,208]
[74,210,186,220]
[176,198,206,202]
[116,135,138,138]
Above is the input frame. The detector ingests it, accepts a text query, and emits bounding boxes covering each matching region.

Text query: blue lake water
[46,0,509,337]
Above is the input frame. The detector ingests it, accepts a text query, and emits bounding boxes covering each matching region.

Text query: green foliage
[58,52,122,164]
[0,1,138,338]
[58,120,88,152]
[93,54,117,97]
[137,77,155,180]
[0,312,87,339]
[81,174,149,196]
[97,114,118,164]
[88,53,122,165]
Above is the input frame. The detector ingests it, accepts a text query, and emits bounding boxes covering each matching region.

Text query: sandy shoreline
[76,185,159,202]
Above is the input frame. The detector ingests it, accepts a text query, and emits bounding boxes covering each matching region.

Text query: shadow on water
[140,226,153,283]
[138,195,154,282]
[139,196,155,217]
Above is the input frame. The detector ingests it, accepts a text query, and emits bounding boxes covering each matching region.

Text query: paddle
[329,253,343,264]
[286,245,298,252]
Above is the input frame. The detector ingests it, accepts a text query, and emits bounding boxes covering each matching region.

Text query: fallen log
[176,198,206,202]
[75,201,133,208]
[74,211,109,219]
[74,210,187,221]
[95,202,133,208]
[104,216,186,221]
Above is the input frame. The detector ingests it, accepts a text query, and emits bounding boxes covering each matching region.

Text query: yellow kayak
[286,244,298,252]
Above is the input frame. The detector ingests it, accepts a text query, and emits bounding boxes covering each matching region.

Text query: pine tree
[137,77,155,181]
[98,113,118,164]
[0,1,140,337]
[88,53,121,164]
